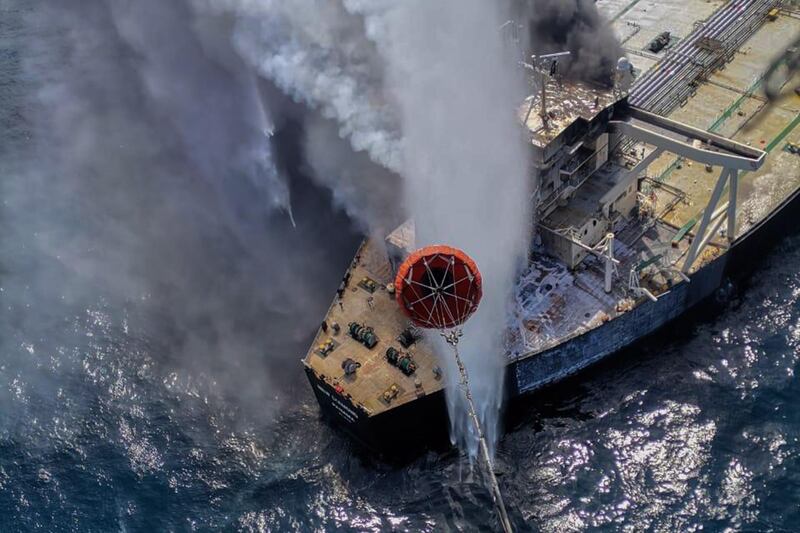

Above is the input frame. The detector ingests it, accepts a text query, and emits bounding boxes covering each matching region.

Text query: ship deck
[597,0,800,238]
[302,242,444,417]
[520,81,617,148]
[509,218,698,357]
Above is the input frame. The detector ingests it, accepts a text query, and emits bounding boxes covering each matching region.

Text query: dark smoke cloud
[2,0,365,421]
[513,0,624,85]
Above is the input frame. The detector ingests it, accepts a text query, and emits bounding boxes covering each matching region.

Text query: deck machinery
[301,67,794,450]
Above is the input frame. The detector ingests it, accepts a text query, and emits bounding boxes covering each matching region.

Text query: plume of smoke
[109,0,291,219]
[375,0,533,456]
[214,0,405,234]
[512,0,623,85]
[206,0,404,173]
[4,0,361,426]
[303,114,404,232]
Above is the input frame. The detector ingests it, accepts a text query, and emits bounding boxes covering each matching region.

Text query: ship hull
[511,185,800,395]
[307,186,800,453]
[304,366,450,454]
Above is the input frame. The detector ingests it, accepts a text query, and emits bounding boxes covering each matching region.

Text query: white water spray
[378,0,532,455]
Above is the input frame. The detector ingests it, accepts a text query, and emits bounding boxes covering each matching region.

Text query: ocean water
[2,3,800,532]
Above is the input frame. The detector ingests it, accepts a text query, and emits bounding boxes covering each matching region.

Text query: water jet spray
[395,246,513,533]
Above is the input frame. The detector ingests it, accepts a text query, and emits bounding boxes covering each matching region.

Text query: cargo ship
[301,0,799,451]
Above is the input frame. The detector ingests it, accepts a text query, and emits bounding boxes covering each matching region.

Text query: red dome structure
[394,245,482,330]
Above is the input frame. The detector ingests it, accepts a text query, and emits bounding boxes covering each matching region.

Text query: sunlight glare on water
[1,1,800,531]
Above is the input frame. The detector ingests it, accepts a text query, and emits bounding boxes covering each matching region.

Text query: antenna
[521,51,571,129]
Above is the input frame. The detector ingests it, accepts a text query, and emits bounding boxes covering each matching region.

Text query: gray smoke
[303,115,404,232]
[513,0,623,84]
[222,0,403,173]
[212,0,405,231]
[4,0,363,424]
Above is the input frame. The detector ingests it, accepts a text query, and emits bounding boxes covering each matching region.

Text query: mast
[522,51,570,129]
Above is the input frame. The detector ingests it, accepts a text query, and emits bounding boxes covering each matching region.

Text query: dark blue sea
[2,2,799,531]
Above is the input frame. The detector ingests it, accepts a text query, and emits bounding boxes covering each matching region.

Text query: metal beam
[538,224,621,265]
[610,120,763,171]
[682,167,730,273]
[727,169,738,242]
[604,233,615,294]
[695,211,728,258]
[601,147,664,212]
[633,147,665,175]
[626,106,766,165]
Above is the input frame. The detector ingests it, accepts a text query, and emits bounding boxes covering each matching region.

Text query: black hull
[307,185,800,454]
[304,367,450,454]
